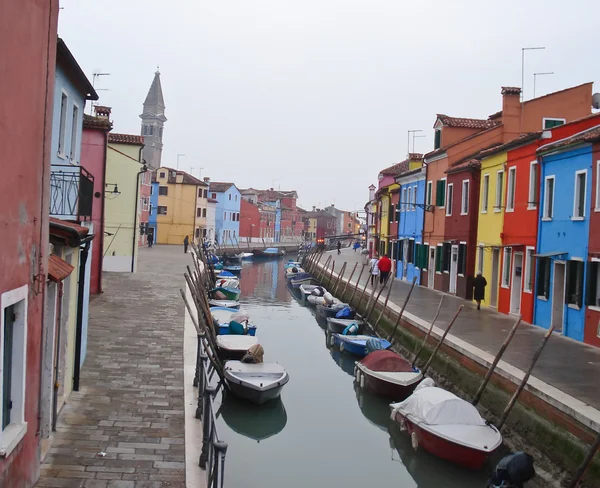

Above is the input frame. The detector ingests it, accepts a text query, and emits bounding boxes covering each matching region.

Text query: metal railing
[195,337,227,488]
[50,164,94,220]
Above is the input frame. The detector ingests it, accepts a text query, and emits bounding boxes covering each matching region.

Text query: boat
[224,360,290,404]
[214,278,240,289]
[306,295,327,306]
[331,334,391,356]
[284,261,302,269]
[217,323,257,336]
[210,307,257,336]
[238,252,253,261]
[223,265,242,274]
[221,254,242,264]
[252,247,284,259]
[216,335,258,360]
[289,273,316,288]
[285,267,305,279]
[217,270,237,278]
[326,317,363,335]
[208,299,240,309]
[355,350,422,400]
[209,286,241,301]
[218,395,287,441]
[316,302,350,318]
[298,284,325,299]
[389,380,502,470]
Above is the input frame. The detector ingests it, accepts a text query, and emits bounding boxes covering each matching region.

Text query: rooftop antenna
[521,47,545,101]
[412,134,426,153]
[407,130,423,157]
[91,72,111,114]
[533,72,554,98]
[176,153,185,169]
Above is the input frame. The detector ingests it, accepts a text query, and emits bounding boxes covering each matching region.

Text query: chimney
[312,206,316,211]
[368,184,376,201]
[94,105,111,118]
[501,86,521,143]
[176,173,184,184]
[203,177,210,183]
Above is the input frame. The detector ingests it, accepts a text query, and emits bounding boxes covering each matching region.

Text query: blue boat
[331,334,391,357]
[217,323,257,336]
[284,261,302,269]
[218,270,237,278]
[210,307,257,336]
[223,265,242,274]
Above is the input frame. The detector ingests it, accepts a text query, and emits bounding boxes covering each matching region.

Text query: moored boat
[208,299,240,309]
[224,361,290,405]
[285,267,305,279]
[298,284,325,299]
[355,350,422,400]
[326,317,363,335]
[216,335,258,360]
[389,380,502,470]
[239,252,253,260]
[289,273,316,288]
[214,278,240,289]
[217,323,257,336]
[252,247,284,259]
[316,302,350,318]
[223,265,242,274]
[331,334,391,356]
[209,286,241,301]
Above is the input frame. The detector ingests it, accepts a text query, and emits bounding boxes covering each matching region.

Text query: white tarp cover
[391,386,486,426]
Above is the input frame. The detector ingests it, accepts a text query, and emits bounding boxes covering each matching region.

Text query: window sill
[458,273,464,277]
[523,289,533,294]
[537,296,548,301]
[568,304,582,310]
[541,217,553,222]
[493,209,502,213]
[501,284,509,289]
[527,205,537,211]
[435,271,442,275]
[0,422,28,459]
[460,212,468,216]
[588,305,600,312]
[571,217,585,221]
[595,208,600,213]
[506,208,515,213]
[443,271,449,274]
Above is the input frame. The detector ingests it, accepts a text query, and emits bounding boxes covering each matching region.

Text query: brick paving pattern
[36,245,191,488]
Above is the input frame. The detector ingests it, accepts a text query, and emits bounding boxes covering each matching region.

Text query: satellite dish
[592,93,600,110]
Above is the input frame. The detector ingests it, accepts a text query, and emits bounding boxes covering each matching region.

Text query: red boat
[354,350,422,400]
[390,381,502,470]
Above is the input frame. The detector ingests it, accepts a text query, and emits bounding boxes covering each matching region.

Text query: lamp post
[533,72,554,98]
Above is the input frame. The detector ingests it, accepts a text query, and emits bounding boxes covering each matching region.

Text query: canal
[213,259,499,487]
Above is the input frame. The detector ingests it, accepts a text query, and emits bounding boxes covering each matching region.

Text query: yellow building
[474,151,506,308]
[104,133,145,272]
[155,167,209,245]
[307,216,317,241]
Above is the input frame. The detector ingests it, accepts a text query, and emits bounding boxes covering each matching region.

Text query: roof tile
[48,254,75,282]
[108,133,144,145]
[437,114,500,130]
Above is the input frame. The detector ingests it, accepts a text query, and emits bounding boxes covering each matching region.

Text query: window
[195,228,200,238]
[150,185,154,196]
[586,260,600,309]
[528,161,538,209]
[477,245,484,274]
[407,188,412,211]
[420,244,429,270]
[446,183,453,216]
[70,104,79,160]
[458,244,467,275]
[506,167,516,211]
[229,194,232,201]
[157,206,167,215]
[434,129,441,149]
[394,204,400,222]
[389,203,394,224]
[401,188,407,211]
[495,171,504,211]
[235,195,238,202]
[536,257,551,299]
[408,240,415,264]
[573,170,587,220]
[327,221,332,229]
[159,127,163,138]
[524,247,535,293]
[0,286,28,457]
[212,193,217,199]
[159,171,166,179]
[543,176,555,220]
[203,228,207,238]
[461,180,469,215]
[436,179,446,207]
[158,186,168,196]
[202,208,207,218]
[442,243,451,272]
[566,260,584,308]
[426,181,433,207]
[149,204,153,215]
[481,174,489,213]
[543,118,566,130]
[198,188,203,198]
[412,185,417,210]
[435,244,443,273]
[58,92,68,156]
[502,247,512,288]
[203,189,208,199]
[196,208,201,218]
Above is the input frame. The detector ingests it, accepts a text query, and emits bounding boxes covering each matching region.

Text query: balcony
[50,165,94,220]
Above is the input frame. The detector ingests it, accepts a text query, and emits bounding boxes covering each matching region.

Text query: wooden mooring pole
[411,295,444,368]
[356,270,373,309]
[568,431,600,488]
[472,316,522,406]
[374,275,396,330]
[349,265,366,303]
[387,277,417,342]
[332,262,347,295]
[420,305,463,376]
[366,279,388,323]
[328,260,336,285]
[342,262,358,297]
[316,255,332,282]
[497,325,554,429]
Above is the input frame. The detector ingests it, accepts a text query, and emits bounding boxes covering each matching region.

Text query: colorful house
[148,178,159,241]
[104,133,145,272]
[587,130,600,347]
[365,185,377,255]
[209,182,241,246]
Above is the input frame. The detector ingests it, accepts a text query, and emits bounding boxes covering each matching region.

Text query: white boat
[216,335,258,360]
[307,295,340,306]
[298,284,325,299]
[285,267,305,279]
[215,278,240,289]
[237,252,254,260]
[208,299,240,309]
[224,361,290,405]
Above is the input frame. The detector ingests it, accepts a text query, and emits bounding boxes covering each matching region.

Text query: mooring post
[387,277,417,341]
[421,305,464,375]
[349,264,366,303]
[317,255,332,282]
[214,440,229,488]
[374,275,396,330]
[472,316,522,406]
[411,295,444,368]
[497,325,554,429]
[328,261,336,287]
[568,431,600,488]
[196,350,206,419]
[342,262,358,298]
[332,262,347,296]
[363,277,379,315]
[199,385,216,468]
[356,269,373,310]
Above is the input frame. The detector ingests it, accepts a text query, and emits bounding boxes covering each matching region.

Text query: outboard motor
[312,286,324,297]
[323,292,334,305]
[487,452,535,488]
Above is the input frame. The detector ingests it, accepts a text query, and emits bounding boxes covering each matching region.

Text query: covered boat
[216,335,258,360]
[355,350,422,399]
[331,334,391,356]
[210,307,256,336]
[326,317,363,335]
[209,286,241,301]
[285,267,305,279]
[208,299,240,309]
[215,278,240,289]
[298,284,325,299]
[223,265,242,274]
[284,260,302,269]
[390,380,502,470]
[316,302,350,318]
[224,361,290,405]
[252,247,284,259]
[289,273,315,288]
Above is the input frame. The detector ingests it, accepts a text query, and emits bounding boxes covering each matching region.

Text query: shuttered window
[586,261,600,308]
[414,244,420,268]
[435,245,443,272]
[434,129,441,149]
[536,257,551,299]
[458,244,467,275]
[399,240,404,262]
[443,243,451,272]
[436,180,446,207]
[421,245,429,270]
[566,260,584,308]
[408,240,415,264]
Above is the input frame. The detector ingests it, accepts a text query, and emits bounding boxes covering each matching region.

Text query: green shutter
[420,245,428,269]
[434,130,441,149]
[435,180,446,207]
[399,240,404,261]
[414,244,420,268]
[435,245,442,272]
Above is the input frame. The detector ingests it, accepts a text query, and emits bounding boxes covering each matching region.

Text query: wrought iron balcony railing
[50,164,94,220]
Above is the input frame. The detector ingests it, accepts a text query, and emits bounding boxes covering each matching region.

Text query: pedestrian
[353,241,360,252]
[337,240,342,255]
[473,270,487,310]
[378,254,392,285]
[369,254,380,286]
[183,235,189,254]
[147,233,154,248]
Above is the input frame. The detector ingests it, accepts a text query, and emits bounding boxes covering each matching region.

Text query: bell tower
[140,68,166,169]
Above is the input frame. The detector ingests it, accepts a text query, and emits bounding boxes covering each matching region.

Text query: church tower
[140,69,166,169]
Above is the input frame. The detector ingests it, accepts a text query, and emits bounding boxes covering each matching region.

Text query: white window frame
[501,247,512,288]
[477,245,484,274]
[57,90,68,158]
[524,246,535,293]
[572,169,587,221]
[402,188,407,211]
[481,174,489,213]
[0,285,28,458]
[149,204,153,216]
[506,166,516,212]
[446,183,454,216]
[407,187,412,212]
[149,185,154,196]
[528,161,538,210]
[412,185,418,210]
[157,205,167,215]
[542,117,566,130]
[69,102,80,162]
[494,170,504,212]
[543,176,555,220]
[461,179,469,215]
[426,181,433,207]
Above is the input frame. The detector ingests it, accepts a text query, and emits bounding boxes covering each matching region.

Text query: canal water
[213,259,498,487]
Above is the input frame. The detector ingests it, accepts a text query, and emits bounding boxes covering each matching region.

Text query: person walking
[473,270,487,310]
[147,233,154,248]
[369,254,380,286]
[378,254,392,285]
[353,241,360,252]
[183,235,189,254]
[337,240,342,255]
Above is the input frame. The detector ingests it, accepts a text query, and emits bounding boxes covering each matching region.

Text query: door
[449,245,459,294]
[510,253,523,314]
[402,240,409,279]
[551,261,565,333]
[490,248,500,308]
[428,247,435,289]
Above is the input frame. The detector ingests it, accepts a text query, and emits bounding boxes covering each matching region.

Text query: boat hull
[208,299,240,309]
[222,266,242,274]
[327,319,363,335]
[226,381,286,405]
[290,277,316,288]
[316,304,347,318]
[358,368,418,400]
[210,288,240,301]
[217,347,248,361]
[392,412,493,470]
[217,324,257,336]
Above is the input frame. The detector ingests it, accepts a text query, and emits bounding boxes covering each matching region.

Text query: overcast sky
[59,0,599,212]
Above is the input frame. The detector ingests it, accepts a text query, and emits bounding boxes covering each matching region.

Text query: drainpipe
[131,151,147,273]
[99,130,109,293]
[73,240,91,392]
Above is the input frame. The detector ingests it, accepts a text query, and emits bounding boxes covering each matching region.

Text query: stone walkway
[36,246,191,488]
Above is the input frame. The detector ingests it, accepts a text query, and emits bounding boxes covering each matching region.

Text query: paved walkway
[36,246,191,488]
[321,248,600,417]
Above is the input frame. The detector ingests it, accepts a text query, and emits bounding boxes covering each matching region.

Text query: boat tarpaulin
[391,385,486,426]
[361,350,413,373]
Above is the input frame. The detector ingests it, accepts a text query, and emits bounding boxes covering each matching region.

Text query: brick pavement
[36,245,191,488]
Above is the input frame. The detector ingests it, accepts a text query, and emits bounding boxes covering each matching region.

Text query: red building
[587,137,600,346]
[81,107,112,295]
[239,198,260,242]
[0,1,59,486]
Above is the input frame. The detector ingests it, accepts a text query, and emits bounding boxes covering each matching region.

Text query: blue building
[534,141,592,342]
[148,178,159,240]
[396,167,426,283]
[210,182,241,245]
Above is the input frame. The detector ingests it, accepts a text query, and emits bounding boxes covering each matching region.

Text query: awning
[48,254,75,282]
[533,251,568,258]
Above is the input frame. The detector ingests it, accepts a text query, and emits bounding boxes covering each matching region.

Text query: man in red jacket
[378,254,392,285]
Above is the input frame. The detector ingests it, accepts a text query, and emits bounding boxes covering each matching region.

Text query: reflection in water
[240,260,291,305]
[330,348,357,377]
[354,382,390,432]
[217,393,287,442]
